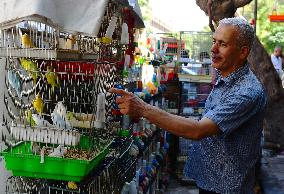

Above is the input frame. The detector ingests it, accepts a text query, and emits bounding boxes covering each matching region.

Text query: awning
[0,0,109,36]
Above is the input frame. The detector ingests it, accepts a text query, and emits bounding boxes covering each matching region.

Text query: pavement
[260,152,284,194]
[165,154,284,194]
[165,178,199,194]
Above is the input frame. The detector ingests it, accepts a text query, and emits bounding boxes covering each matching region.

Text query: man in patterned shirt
[110,17,266,194]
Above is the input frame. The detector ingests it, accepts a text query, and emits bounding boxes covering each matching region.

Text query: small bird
[66,111,76,120]
[49,145,67,157]
[51,112,72,130]
[7,70,22,98]
[25,110,36,127]
[67,181,78,190]
[45,66,60,94]
[33,94,44,114]
[65,34,76,49]
[21,33,34,48]
[32,114,53,127]
[31,142,41,155]
[100,37,112,44]
[19,58,41,84]
[54,102,67,118]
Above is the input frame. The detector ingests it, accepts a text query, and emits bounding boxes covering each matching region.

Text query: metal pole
[254,0,258,34]
[176,31,182,74]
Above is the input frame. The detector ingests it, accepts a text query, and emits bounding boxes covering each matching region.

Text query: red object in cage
[42,60,116,81]
[45,61,95,81]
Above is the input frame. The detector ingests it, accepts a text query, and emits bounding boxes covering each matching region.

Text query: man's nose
[211,43,218,53]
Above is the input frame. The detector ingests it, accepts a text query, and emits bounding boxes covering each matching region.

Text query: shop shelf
[178,73,212,83]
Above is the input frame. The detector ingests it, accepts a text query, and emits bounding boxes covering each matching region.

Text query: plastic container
[0,136,111,182]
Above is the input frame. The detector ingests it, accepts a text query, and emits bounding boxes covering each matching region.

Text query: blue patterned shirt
[184,63,267,194]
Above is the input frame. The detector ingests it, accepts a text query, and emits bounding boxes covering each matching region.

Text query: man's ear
[240,46,249,59]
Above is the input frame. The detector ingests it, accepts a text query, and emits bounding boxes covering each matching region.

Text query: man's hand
[109,88,220,140]
[109,88,148,118]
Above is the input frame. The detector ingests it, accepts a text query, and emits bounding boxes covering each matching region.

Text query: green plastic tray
[0,136,110,182]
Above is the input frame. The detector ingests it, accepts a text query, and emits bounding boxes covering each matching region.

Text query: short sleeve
[203,92,260,136]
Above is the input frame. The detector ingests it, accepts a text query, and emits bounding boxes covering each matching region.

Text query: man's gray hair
[219,17,255,49]
[274,45,282,51]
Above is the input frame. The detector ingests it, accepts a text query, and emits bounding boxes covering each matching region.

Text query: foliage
[242,0,284,54]
[138,0,152,22]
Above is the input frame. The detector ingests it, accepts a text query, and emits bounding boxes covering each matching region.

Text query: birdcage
[0,0,143,187]
[4,137,136,194]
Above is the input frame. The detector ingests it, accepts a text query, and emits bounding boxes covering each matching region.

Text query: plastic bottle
[121,182,130,194]
[129,180,137,194]
[106,16,118,39]
[120,23,129,45]
[94,93,106,128]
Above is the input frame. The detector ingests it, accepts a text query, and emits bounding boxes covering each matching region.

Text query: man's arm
[109,88,220,140]
[143,104,220,140]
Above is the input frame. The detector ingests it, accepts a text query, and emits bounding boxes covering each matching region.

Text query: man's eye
[221,43,226,47]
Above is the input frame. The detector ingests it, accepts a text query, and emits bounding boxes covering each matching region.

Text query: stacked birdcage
[0,1,130,191]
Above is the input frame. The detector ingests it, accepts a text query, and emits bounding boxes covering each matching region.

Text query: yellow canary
[100,37,112,44]
[66,111,75,120]
[19,58,40,84]
[46,66,60,94]
[67,181,78,190]
[33,94,44,114]
[21,33,34,48]
[65,34,76,49]
[25,110,36,127]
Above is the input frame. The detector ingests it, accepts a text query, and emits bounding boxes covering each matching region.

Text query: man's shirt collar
[215,63,249,86]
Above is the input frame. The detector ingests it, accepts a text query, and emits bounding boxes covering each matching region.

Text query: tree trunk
[195,0,284,147]
[196,0,253,21]
[248,38,284,147]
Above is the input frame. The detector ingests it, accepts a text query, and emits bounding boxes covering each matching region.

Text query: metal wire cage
[0,0,124,61]
[4,137,135,194]
[180,31,212,63]
[0,1,135,193]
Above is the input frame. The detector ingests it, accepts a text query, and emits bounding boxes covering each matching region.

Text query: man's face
[211,25,244,76]
[274,48,282,57]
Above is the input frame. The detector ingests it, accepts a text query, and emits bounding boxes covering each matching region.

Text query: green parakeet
[25,110,36,126]
[46,66,60,94]
[19,58,40,84]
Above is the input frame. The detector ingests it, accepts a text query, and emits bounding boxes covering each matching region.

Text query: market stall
[0,0,171,193]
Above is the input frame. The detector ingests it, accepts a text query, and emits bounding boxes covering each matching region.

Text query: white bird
[49,145,66,157]
[54,102,67,118]
[31,142,41,155]
[51,112,71,130]
[7,70,22,98]
[32,114,53,127]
